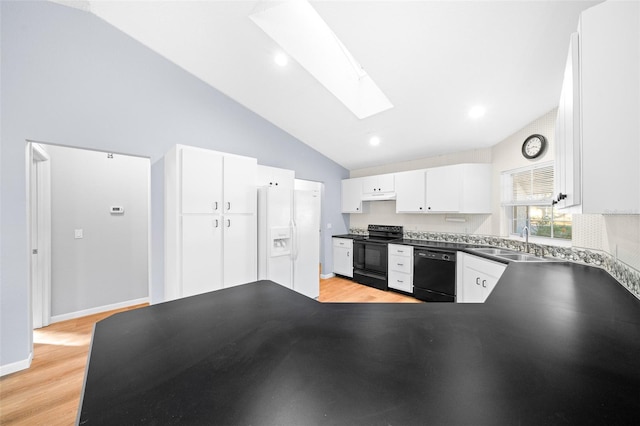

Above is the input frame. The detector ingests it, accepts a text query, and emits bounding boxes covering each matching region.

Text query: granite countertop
[334,234,506,251]
[78,265,640,425]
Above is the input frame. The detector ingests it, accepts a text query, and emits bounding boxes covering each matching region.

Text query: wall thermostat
[110,206,125,214]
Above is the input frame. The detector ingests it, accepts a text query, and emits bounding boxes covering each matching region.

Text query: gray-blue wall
[1,1,349,369]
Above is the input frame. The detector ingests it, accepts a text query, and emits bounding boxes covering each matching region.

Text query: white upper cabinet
[224,155,257,214]
[555,1,639,214]
[395,170,426,213]
[425,166,461,212]
[181,148,223,214]
[362,173,395,194]
[342,177,364,213]
[580,0,639,214]
[394,164,491,214]
[554,32,581,210]
[180,148,256,215]
[458,164,492,214]
[257,165,295,191]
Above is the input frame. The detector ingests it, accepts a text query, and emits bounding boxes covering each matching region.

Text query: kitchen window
[501,163,572,240]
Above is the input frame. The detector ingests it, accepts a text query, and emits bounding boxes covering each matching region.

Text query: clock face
[522,134,546,159]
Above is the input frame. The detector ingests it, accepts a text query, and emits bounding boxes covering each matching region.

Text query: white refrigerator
[258,183,321,298]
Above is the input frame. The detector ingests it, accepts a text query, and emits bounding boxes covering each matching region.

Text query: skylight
[250,0,393,119]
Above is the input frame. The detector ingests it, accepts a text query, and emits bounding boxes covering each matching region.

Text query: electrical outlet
[74,229,83,239]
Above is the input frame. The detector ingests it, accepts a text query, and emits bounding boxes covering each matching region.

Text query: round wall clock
[521,134,547,159]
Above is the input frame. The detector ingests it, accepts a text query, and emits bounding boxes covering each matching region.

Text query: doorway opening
[27,142,151,339]
[29,143,52,330]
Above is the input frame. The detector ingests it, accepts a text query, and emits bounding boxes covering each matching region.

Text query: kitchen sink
[470,247,517,255]
[470,247,549,262]
[496,253,547,262]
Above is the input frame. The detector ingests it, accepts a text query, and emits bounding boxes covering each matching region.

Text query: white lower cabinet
[222,214,258,288]
[181,215,223,297]
[456,252,507,303]
[333,238,353,277]
[388,244,413,293]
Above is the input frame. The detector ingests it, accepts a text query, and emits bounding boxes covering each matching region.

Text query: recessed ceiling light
[468,105,486,119]
[274,52,288,67]
[369,136,381,146]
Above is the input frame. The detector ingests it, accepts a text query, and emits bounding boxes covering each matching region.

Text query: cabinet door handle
[227,219,231,227]
[397,263,404,266]
[482,280,487,288]
[226,202,231,211]
[214,219,219,228]
[347,251,350,257]
[397,250,404,253]
[214,201,218,211]
[397,280,403,283]
[476,277,480,285]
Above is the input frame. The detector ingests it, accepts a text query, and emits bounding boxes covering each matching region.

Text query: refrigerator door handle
[291,220,298,260]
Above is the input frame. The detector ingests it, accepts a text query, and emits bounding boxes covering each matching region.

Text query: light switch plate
[74,229,83,239]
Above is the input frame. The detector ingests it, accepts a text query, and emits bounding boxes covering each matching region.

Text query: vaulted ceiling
[53,0,599,170]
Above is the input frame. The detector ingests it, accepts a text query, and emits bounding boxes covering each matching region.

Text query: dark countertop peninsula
[78,264,640,425]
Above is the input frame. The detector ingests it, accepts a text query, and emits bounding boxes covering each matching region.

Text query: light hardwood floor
[0,277,419,425]
[319,275,421,303]
[0,304,147,426]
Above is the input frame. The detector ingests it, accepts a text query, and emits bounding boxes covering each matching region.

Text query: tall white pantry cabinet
[165,144,258,300]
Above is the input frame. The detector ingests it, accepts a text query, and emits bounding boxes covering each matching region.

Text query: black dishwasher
[413,249,456,302]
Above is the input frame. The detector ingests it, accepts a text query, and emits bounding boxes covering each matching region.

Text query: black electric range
[352,225,403,290]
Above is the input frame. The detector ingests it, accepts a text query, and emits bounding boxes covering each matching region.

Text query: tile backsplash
[349,200,493,235]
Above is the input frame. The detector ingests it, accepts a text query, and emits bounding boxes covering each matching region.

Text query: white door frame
[29,142,52,329]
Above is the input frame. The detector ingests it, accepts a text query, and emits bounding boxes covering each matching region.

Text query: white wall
[1,1,348,372]
[46,145,149,318]
[490,108,557,236]
[350,148,492,178]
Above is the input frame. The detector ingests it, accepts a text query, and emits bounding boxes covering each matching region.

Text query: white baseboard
[50,297,149,324]
[320,273,335,279]
[0,351,32,377]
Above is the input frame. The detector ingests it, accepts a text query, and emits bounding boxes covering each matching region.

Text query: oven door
[354,241,388,274]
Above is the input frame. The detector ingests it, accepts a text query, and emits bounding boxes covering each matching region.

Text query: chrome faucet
[521,226,530,253]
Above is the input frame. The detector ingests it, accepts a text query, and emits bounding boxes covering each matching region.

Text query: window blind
[501,163,554,206]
